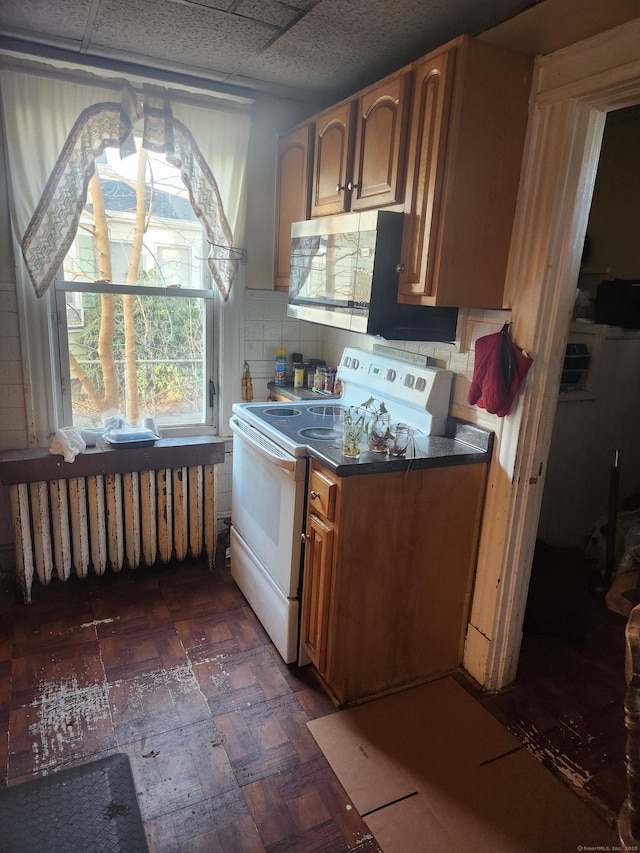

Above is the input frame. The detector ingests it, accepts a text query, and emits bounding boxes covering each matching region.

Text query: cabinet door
[301,513,335,674]
[311,102,355,217]
[350,74,411,211]
[274,124,313,291]
[397,49,455,304]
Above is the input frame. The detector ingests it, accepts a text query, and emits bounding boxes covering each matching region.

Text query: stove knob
[344,357,351,367]
[387,369,396,382]
[415,377,426,392]
[352,358,359,369]
[404,373,415,388]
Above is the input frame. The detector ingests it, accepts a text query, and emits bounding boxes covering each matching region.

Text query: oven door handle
[230,416,300,473]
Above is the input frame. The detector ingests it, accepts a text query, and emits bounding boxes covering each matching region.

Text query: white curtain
[0,61,251,300]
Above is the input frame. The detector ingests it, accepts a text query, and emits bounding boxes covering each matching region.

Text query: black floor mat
[0,753,149,853]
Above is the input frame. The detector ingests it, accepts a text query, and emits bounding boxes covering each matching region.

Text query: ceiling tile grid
[0,0,538,100]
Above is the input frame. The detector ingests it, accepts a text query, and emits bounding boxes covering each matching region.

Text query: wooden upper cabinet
[350,73,411,211]
[311,73,411,217]
[398,36,533,309]
[397,50,454,302]
[311,101,355,216]
[277,36,531,307]
[274,123,313,291]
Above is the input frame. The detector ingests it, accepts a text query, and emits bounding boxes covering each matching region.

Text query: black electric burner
[308,405,343,417]
[263,406,301,417]
[298,427,342,441]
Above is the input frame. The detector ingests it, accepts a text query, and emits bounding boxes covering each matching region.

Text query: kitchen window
[53,144,215,432]
[0,61,251,444]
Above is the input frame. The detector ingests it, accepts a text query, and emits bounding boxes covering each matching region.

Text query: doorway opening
[511,104,640,822]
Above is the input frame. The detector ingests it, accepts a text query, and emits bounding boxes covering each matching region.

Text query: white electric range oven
[229,347,454,664]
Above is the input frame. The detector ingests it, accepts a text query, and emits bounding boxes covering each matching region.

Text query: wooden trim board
[465,17,640,690]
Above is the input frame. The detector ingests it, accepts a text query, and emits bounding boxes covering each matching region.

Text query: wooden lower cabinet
[301,513,335,674]
[300,459,488,705]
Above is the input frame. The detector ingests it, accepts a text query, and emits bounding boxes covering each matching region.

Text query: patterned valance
[19,83,241,301]
[142,95,238,300]
[22,86,139,299]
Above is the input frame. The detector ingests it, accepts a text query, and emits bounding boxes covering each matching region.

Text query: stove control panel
[337,347,453,433]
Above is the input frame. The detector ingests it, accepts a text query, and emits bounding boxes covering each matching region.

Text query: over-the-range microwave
[286,209,458,342]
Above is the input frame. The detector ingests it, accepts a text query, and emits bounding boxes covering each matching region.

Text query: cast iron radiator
[0,437,224,602]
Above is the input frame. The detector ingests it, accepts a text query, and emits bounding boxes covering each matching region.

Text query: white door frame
[463,19,640,691]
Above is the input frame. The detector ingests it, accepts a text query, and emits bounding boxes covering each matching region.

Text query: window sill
[0,436,225,485]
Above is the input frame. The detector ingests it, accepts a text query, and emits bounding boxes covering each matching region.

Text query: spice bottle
[323,366,336,393]
[306,360,317,389]
[313,366,325,391]
[293,362,305,388]
[275,348,287,386]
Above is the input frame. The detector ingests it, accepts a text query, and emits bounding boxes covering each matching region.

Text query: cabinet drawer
[308,468,338,522]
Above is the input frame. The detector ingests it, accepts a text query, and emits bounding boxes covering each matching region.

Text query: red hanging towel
[468,324,533,417]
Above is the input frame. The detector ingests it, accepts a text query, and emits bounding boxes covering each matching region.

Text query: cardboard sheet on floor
[307,676,618,852]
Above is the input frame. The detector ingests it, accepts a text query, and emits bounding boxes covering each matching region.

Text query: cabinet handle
[310,490,320,500]
[396,263,405,273]
[347,181,358,191]
[336,183,346,193]
[301,533,310,543]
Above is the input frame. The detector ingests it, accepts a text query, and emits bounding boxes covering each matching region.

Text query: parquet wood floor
[0,542,626,849]
[457,542,628,828]
[0,558,381,852]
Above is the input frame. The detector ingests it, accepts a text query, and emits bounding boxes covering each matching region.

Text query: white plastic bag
[49,427,86,463]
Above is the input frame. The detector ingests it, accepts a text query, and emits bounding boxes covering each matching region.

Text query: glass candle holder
[342,407,366,458]
[387,423,414,457]
[367,412,391,453]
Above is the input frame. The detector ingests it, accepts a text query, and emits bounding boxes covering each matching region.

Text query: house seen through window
[57,141,215,432]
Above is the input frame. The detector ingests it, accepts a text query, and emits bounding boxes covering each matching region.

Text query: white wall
[538,324,640,547]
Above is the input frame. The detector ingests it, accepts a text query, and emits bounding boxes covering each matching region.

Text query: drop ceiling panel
[0,0,91,43]
[0,0,539,100]
[91,0,274,73]
[234,0,307,29]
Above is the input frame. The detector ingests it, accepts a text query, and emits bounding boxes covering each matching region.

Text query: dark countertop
[265,384,493,476]
[306,418,494,477]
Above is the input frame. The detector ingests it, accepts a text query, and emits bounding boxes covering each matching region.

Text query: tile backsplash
[242,290,509,433]
[243,290,324,400]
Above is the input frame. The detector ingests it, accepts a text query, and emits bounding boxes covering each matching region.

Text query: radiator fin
[49,478,71,583]
[68,477,90,578]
